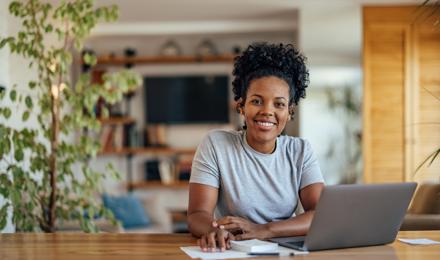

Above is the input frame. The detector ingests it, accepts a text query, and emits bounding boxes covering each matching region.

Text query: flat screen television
[144,75,229,124]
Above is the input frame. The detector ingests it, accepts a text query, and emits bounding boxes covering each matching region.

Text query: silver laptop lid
[304,182,417,251]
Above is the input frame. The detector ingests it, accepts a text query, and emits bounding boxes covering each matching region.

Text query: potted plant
[0,0,141,232]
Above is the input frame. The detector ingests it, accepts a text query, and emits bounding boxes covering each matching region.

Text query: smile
[255,120,276,127]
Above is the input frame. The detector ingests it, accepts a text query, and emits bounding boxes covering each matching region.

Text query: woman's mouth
[254,120,277,130]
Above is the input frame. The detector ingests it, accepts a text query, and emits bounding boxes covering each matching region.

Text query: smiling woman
[187,43,325,252]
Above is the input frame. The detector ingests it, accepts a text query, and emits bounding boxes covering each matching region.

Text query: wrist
[260,222,275,239]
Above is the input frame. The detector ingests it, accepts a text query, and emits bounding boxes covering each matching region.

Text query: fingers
[220,223,241,231]
[217,229,226,252]
[216,216,238,225]
[225,232,235,250]
[199,229,234,252]
[235,232,252,241]
[207,231,217,252]
[198,236,207,252]
[198,232,216,252]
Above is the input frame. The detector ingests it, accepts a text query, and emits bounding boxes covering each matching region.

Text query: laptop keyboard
[286,241,305,247]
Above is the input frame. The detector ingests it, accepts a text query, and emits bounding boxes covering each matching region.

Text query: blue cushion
[102,194,151,229]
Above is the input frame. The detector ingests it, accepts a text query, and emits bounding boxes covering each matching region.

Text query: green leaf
[3,108,11,119]
[25,96,33,109]
[83,52,97,66]
[9,89,17,101]
[0,86,5,99]
[0,203,10,230]
[28,81,36,89]
[14,149,24,162]
[45,24,53,33]
[22,111,30,121]
[0,37,12,49]
[0,185,9,198]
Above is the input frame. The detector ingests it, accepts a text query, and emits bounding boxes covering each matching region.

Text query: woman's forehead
[247,76,290,97]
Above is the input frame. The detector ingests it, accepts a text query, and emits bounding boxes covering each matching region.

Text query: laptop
[270,182,417,251]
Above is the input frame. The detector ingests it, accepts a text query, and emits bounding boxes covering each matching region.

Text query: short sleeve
[300,140,324,189]
[189,133,220,188]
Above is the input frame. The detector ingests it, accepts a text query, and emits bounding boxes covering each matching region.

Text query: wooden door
[363,6,440,183]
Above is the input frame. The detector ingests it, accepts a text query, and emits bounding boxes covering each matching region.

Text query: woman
[187,43,324,252]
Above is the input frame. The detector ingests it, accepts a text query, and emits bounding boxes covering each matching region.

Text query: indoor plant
[0,0,141,232]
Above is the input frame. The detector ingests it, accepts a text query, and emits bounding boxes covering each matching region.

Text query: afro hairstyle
[232,42,309,107]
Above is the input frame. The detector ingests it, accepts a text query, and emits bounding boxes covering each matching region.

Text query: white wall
[0,0,14,233]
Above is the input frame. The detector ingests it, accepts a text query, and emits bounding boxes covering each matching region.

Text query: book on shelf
[144,159,181,185]
[100,125,126,151]
[159,159,175,184]
[113,125,124,149]
[144,160,161,181]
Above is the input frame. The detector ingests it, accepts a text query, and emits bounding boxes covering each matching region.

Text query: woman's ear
[288,106,295,121]
[235,98,244,114]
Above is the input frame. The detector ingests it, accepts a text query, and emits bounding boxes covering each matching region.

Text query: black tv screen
[144,75,229,124]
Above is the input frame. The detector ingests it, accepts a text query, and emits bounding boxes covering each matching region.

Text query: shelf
[98,147,196,156]
[99,117,136,125]
[127,181,189,190]
[93,54,235,66]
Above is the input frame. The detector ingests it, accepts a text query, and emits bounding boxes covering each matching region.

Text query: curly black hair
[232,42,309,107]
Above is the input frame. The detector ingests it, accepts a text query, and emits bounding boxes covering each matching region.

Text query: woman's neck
[245,133,276,154]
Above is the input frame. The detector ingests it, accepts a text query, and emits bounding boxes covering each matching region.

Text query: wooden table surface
[0,231,439,260]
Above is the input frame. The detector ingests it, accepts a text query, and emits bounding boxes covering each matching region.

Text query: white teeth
[256,121,275,127]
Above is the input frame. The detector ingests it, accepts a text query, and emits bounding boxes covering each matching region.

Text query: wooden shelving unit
[127,181,188,190]
[92,54,221,191]
[93,54,235,66]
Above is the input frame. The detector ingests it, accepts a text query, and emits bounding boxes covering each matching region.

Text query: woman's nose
[259,104,274,116]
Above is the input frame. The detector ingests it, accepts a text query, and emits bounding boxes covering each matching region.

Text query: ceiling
[92,0,421,66]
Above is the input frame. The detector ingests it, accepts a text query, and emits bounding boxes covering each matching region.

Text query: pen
[248,252,295,256]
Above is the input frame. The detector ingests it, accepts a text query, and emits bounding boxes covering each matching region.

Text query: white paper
[398,238,440,245]
[180,246,307,259]
[180,246,251,259]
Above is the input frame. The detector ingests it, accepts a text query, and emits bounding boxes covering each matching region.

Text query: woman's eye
[275,102,286,108]
[251,99,262,105]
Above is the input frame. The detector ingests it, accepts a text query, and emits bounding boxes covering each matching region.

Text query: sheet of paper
[180,246,307,259]
[398,238,440,245]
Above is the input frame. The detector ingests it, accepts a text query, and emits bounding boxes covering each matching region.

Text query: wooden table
[0,231,438,260]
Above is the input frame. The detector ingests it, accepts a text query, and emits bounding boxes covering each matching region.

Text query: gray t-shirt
[190,129,324,224]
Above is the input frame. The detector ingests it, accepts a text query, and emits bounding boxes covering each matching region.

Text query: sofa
[58,194,173,233]
[401,182,440,230]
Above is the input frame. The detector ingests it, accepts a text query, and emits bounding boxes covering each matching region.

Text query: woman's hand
[214,216,272,240]
[198,227,235,252]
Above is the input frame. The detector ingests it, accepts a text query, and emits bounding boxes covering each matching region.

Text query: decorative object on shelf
[159,40,182,57]
[146,125,168,147]
[0,0,142,233]
[124,47,137,68]
[195,39,219,57]
[232,45,242,55]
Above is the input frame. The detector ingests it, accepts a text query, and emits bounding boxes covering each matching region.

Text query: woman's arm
[187,183,218,237]
[188,183,235,251]
[216,183,324,240]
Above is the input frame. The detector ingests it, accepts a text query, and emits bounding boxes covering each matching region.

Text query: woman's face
[241,76,291,151]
